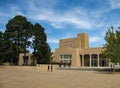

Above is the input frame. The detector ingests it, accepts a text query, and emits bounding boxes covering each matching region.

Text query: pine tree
[32,23,51,64]
[6,15,32,65]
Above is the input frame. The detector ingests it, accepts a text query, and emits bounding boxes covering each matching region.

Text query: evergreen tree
[0,31,4,64]
[0,31,13,65]
[0,15,51,65]
[32,23,51,64]
[20,21,33,65]
[3,32,13,64]
[6,15,32,65]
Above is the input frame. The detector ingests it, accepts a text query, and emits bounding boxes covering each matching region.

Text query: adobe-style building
[54,33,110,68]
[19,53,36,66]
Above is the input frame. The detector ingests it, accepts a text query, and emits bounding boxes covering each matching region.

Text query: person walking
[48,65,50,71]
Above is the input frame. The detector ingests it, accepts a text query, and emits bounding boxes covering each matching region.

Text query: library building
[54,33,111,68]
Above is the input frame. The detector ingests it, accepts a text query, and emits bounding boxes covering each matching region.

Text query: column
[97,54,100,67]
[82,54,84,67]
[89,54,91,67]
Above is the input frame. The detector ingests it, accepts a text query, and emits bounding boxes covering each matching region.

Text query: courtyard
[0,66,120,88]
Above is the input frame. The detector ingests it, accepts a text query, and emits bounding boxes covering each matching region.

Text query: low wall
[36,64,59,71]
[3,63,10,66]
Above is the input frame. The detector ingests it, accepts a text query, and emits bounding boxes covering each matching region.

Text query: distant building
[19,53,36,66]
[54,33,111,68]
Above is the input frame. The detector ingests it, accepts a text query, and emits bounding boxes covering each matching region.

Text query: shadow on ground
[95,68,120,74]
[57,67,120,74]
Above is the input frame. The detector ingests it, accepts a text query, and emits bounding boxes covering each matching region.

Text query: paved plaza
[0,66,120,88]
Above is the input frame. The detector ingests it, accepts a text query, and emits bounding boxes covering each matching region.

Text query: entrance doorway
[23,56,29,65]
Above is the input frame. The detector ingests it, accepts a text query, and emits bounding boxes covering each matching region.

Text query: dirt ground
[0,66,120,88]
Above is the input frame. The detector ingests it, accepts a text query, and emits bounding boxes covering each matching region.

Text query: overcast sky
[0,0,120,52]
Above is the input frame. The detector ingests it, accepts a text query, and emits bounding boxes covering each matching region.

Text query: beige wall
[54,48,81,67]
[59,38,78,48]
[77,33,89,49]
[59,33,89,49]
[36,64,59,71]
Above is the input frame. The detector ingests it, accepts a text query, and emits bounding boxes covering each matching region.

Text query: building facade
[19,53,36,66]
[54,33,111,68]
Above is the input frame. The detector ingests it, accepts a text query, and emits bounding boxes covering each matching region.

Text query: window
[60,54,72,60]
[91,54,97,59]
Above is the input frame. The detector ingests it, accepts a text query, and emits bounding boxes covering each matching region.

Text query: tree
[20,21,33,65]
[32,23,51,64]
[6,15,32,65]
[3,31,13,64]
[0,31,4,64]
[103,26,120,72]
[0,31,13,65]
[0,15,51,65]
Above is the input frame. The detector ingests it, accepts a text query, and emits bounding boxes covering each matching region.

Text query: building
[54,33,111,68]
[19,53,36,65]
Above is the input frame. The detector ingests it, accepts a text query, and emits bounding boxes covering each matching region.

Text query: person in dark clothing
[48,65,50,71]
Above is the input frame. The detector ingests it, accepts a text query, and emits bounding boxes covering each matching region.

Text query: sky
[0,0,120,52]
